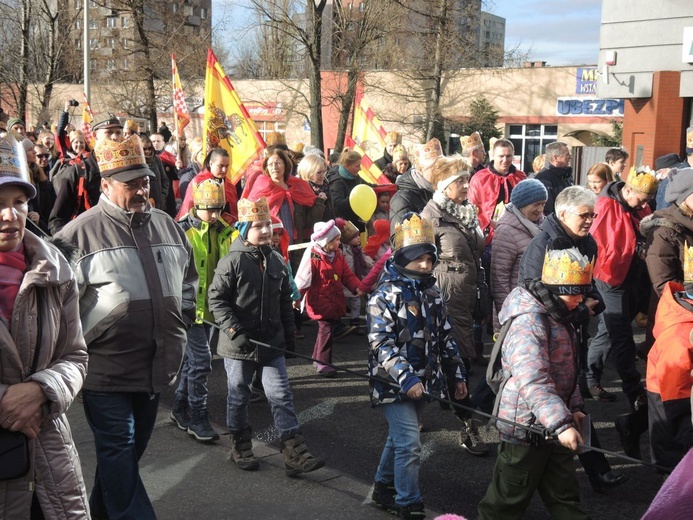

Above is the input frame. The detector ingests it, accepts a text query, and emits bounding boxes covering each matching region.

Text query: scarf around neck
[432,191,479,230]
[505,203,543,237]
[0,244,27,323]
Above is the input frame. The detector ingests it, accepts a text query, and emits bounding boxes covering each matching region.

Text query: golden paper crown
[416,138,444,170]
[237,197,271,222]
[626,166,659,195]
[94,135,147,176]
[394,214,435,251]
[684,241,693,285]
[687,127,693,151]
[460,131,483,151]
[392,145,408,162]
[385,131,402,146]
[339,219,360,243]
[541,248,594,295]
[192,178,225,209]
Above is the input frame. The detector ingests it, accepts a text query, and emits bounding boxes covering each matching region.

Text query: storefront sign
[556,97,624,116]
[576,68,597,94]
[245,103,285,121]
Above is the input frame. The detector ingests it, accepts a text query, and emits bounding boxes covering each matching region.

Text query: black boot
[170,396,189,431]
[281,432,325,477]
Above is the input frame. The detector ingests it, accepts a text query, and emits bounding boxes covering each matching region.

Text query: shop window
[507,124,557,174]
[256,121,286,142]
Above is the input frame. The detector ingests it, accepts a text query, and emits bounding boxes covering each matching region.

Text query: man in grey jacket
[57,135,197,520]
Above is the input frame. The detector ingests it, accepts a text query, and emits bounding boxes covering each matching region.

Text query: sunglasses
[36,154,50,158]
[142,146,153,152]
[568,211,598,220]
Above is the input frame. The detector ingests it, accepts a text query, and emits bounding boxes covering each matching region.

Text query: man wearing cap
[460,131,487,175]
[534,141,574,216]
[56,135,197,519]
[49,113,124,233]
[375,131,402,172]
[7,117,26,136]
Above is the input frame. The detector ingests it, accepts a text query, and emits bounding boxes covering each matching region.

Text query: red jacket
[592,186,650,286]
[305,247,360,320]
[467,164,526,240]
[647,282,693,401]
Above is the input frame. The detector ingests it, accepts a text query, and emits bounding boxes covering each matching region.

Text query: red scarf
[0,244,26,322]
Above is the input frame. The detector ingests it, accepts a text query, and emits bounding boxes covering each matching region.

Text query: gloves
[229,331,253,354]
[284,333,296,354]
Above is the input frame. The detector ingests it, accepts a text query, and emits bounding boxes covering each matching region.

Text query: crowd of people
[0,101,692,520]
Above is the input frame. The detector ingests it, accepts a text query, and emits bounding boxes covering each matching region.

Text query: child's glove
[229,330,253,354]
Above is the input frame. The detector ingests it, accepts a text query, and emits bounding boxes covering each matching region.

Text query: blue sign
[576,68,597,95]
[556,98,624,117]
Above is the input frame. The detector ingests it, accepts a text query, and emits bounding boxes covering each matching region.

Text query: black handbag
[473,266,493,322]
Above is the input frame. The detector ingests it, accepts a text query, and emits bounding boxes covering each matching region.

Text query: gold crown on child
[541,248,594,294]
[192,178,225,209]
[237,197,271,222]
[684,241,693,284]
[394,214,435,251]
[626,166,658,195]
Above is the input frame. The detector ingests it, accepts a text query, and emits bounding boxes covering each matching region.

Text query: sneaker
[170,397,190,431]
[459,419,489,456]
[371,481,396,511]
[394,501,426,519]
[589,385,617,402]
[249,385,266,403]
[615,415,641,459]
[187,409,220,442]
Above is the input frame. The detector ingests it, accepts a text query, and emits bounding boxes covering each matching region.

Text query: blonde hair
[338,148,362,167]
[69,129,85,142]
[532,154,546,173]
[429,155,471,188]
[297,154,326,182]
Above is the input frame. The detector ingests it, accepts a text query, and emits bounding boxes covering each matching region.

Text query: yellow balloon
[349,184,377,221]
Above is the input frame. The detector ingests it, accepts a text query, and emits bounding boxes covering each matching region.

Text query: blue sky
[212,0,603,67]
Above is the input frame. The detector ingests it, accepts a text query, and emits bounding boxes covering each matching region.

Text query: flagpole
[172,54,180,163]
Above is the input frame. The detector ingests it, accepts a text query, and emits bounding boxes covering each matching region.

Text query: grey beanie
[510,179,548,208]
[664,168,693,206]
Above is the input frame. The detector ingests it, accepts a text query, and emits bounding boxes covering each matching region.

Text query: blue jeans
[82,390,160,520]
[375,400,425,507]
[175,323,213,411]
[224,356,299,438]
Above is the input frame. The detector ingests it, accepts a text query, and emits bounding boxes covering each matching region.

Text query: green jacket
[179,212,235,324]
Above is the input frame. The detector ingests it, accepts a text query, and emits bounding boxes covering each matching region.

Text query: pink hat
[311,219,340,247]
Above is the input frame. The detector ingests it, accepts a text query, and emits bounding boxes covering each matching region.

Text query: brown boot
[281,432,325,477]
[230,427,259,471]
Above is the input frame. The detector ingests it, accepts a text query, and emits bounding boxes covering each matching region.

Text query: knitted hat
[655,153,680,170]
[311,220,340,247]
[510,179,548,208]
[665,168,693,206]
[94,135,154,182]
[7,118,25,131]
[20,138,34,153]
[0,134,37,198]
[303,145,325,159]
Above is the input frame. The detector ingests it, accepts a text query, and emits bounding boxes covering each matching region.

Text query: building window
[89,20,98,29]
[89,38,99,49]
[358,1,365,12]
[348,2,352,10]
[121,16,128,27]
[90,0,97,7]
[106,16,116,28]
[256,121,286,142]
[75,38,82,49]
[171,2,178,13]
[107,37,115,48]
[200,7,207,19]
[123,58,129,70]
[508,124,558,173]
[75,20,82,29]
[90,59,97,71]
[106,59,115,70]
[183,4,193,15]
[75,0,82,9]
[122,38,128,48]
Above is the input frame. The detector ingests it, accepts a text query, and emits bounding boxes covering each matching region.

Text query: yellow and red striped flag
[203,49,266,185]
[81,92,95,149]
[171,53,190,137]
[350,91,390,185]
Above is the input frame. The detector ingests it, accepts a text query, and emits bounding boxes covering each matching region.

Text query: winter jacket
[341,243,374,299]
[374,147,393,172]
[491,204,544,330]
[592,181,651,286]
[327,167,366,232]
[468,162,526,234]
[495,286,583,445]
[366,260,466,405]
[146,155,170,211]
[178,161,201,200]
[57,195,197,393]
[178,212,234,324]
[534,164,574,216]
[641,205,693,298]
[518,213,605,322]
[294,197,328,243]
[421,199,483,358]
[207,238,295,363]
[48,153,101,234]
[389,169,434,235]
[304,246,360,320]
[0,232,89,519]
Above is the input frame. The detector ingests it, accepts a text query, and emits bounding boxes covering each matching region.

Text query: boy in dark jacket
[208,197,324,476]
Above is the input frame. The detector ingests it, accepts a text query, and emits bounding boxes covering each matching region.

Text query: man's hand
[406,382,424,399]
[0,382,47,439]
[454,381,468,400]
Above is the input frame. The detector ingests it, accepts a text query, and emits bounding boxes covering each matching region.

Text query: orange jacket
[646,281,693,401]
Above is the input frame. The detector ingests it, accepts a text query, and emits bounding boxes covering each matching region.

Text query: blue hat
[511,179,548,209]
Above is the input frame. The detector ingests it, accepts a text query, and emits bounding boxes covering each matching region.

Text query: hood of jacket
[653,281,693,339]
[640,204,693,238]
[498,284,547,326]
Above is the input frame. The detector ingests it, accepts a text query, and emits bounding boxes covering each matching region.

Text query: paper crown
[626,166,659,195]
[460,131,483,151]
[237,197,271,222]
[0,134,36,198]
[394,214,435,251]
[94,135,148,178]
[416,138,444,170]
[686,127,693,153]
[192,178,225,210]
[541,247,594,295]
[337,219,359,243]
[684,241,693,285]
[392,145,408,162]
[385,131,402,146]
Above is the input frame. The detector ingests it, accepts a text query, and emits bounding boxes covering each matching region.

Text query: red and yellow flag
[171,53,190,137]
[350,91,390,184]
[81,92,95,149]
[203,49,266,185]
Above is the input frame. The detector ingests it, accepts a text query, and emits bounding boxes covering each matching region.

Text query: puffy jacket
[327,166,366,232]
[179,212,235,324]
[304,246,360,320]
[534,164,574,216]
[366,260,466,405]
[421,198,484,358]
[208,238,295,363]
[467,162,526,234]
[389,169,433,235]
[57,196,197,393]
[0,232,89,519]
[491,204,544,330]
[495,286,582,445]
[48,153,101,234]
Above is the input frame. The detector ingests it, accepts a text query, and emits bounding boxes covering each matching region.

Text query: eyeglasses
[568,211,598,220]
[36,154,50,158]
[142,146,153,152]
